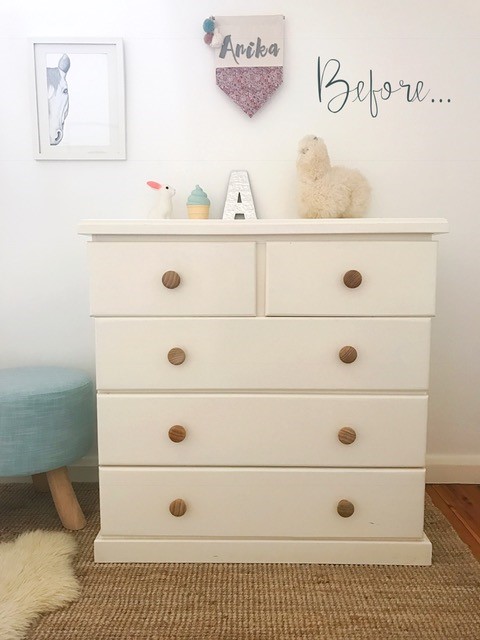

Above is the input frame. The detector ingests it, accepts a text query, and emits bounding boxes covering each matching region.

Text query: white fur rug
[0,530,80,640]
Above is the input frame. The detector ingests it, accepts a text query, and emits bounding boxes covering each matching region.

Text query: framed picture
[32,38,126,160]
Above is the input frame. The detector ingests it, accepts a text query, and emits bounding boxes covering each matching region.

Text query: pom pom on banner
[202,16,224,48]
[203,17,215,33]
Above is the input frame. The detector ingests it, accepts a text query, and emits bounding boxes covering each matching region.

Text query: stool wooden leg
[46,466,86,530]
[32,472,50,493]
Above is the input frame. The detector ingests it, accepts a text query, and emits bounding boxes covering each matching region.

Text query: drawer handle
[337,499,355,518]
[343,270,362,289]
[162,270,181,289]
[169,499,187,517]
[339,346,357,363]
[168,347,186,365]
[169,425,187,443]
[338,427,357,445]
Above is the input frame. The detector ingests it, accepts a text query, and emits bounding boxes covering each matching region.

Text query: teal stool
[0,367,94,530]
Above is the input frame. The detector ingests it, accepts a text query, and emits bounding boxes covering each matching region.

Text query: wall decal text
[317,57,450,118]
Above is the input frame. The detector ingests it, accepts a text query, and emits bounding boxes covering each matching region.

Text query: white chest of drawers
[79,218,448,565]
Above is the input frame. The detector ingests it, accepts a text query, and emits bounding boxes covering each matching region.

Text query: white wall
[1,0,479,479]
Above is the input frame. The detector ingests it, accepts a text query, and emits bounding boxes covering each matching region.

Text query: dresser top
[78,218,448,236]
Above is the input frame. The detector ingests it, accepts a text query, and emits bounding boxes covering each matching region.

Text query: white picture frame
[31,38,126,160]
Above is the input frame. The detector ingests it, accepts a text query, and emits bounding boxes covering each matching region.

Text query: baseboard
[1,454,478,484]
[425,454,480,483]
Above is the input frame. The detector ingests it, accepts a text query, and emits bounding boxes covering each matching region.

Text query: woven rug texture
[0,483,479,640]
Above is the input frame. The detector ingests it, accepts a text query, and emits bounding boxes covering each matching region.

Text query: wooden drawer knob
[168,347,186,365]
[338,427,357,445]
[339,346,357,363]
[169,425,186,443]
[162,271,181,289]
[343,270,362,288]
[337,499,355,518]
[169,499,187,517]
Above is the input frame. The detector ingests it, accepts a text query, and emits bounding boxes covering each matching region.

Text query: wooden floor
[427,484,480,560]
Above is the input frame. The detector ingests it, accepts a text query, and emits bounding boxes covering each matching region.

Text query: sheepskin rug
[0,530,80,640]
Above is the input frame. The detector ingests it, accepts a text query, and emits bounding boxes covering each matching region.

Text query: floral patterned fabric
[216,67,283,117]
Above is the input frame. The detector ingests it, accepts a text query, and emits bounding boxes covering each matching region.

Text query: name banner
[214,15,284,117]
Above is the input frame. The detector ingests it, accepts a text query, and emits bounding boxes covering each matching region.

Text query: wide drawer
[99,467,426,539]
[266,241,437,316]
[95,318,431,391]
[97,394,428,467]
[87,241,256,316]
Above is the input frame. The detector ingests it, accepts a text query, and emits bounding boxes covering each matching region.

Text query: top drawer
[88,242,256,316]
[266,241,437,316]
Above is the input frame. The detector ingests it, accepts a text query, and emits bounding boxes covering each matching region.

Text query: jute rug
[0,483,479,640]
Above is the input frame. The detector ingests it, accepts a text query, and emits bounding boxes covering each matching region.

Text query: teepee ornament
[203,15,285,117]
[210,28,224,49]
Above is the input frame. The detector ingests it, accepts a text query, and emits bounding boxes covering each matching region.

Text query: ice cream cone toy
[187,185,210,219]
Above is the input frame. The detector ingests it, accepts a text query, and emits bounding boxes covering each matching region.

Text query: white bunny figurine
[146,181,176,219]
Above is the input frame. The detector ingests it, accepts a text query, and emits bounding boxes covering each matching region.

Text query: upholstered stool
[0,367,94,530]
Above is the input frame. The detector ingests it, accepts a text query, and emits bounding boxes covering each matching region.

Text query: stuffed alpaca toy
[297,136,371,218]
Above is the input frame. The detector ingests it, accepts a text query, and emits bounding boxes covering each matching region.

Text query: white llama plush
[146,181,176,219]
[297,136,371,218]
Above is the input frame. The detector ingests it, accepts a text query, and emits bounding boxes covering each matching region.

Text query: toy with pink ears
[146,181,176,219]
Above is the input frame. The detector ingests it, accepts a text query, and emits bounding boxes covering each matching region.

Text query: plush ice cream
[187,185,210,219]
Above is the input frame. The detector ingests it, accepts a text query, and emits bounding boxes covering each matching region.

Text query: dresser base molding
[94,534,432,566]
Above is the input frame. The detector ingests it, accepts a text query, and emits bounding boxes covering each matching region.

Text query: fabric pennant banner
[214,15,284,117]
